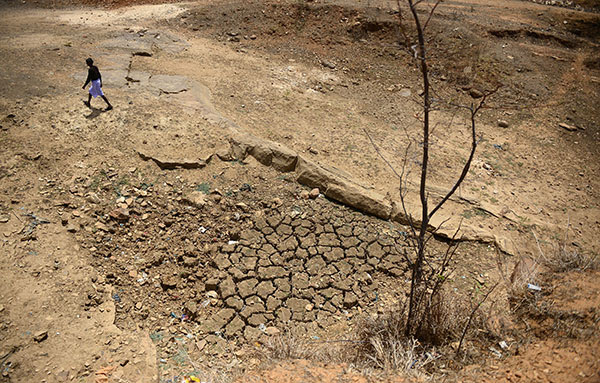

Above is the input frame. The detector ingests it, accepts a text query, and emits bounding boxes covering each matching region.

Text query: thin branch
[422,0,443,32]
[427,87,498,220]
[455,282,498,358]
[395,0,412,48]
[364,128,402,179]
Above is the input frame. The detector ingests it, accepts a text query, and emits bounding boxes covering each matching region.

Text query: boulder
[325,180,391,220]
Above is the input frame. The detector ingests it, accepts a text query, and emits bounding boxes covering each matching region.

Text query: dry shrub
[263,332,352,365]
[355,308,438,376]
[534,228,598,273]
[355,289,482,374]
[542,242,598,272]
[264,333,312,360]
[413,290,468,346]
[496,250,544,317]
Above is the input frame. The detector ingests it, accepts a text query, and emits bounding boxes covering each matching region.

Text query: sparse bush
[532,229,598,273]
[264,333,311,360]
[356,308,438,376]
[355,288,489,373]
[264,332,351,365]
[543,242,598,272]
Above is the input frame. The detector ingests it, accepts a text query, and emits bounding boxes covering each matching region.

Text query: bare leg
[101,95,112,110]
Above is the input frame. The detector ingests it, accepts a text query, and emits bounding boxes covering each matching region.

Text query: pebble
[321,60,336,69]
[86,193,101,204]
[309,188,320,199]
[559,122,577,131]
[264,326,280,336]
[497,120,509,128]
[469,88,483,98]
[33,330,48,342]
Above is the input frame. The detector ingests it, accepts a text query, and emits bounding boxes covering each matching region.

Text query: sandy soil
[0,0,598,382]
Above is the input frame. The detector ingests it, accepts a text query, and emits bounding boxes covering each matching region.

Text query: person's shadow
[85,106,105,120]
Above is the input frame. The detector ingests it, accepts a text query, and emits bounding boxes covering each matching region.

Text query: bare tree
[364,0,497,344]
[400,0,496,340]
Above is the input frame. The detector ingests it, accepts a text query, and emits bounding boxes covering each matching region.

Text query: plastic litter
[499,341,509,350]
[182,376,202,383]
[227,240,239,245]
[198,226,207,233]
[489,346,502,358]
[527,283,542,291]
[112,293,121,302]
[137,272,149,284]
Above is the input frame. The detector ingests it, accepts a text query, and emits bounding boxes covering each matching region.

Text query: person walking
[82,58,113,111]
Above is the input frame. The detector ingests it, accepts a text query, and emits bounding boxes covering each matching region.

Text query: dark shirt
[83,65,102,88]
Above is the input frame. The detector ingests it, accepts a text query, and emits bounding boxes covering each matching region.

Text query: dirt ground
[0,0,599,382]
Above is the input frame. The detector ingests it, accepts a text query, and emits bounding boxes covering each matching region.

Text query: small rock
[559,122,577,131]
[309,188,320,199]
[399,88,411,97]
[343,292,358,308]
[235,202,249,210]
[184,301,198,318]
[226,315,245,334]
[161,275,178,289]
[250,34,257,40]
[66,224,78,233]
[86,193,101,204]
[300,191,310,199]
[0,216,9,223]
[469,88,484,98]
[497,120,509,128]
[94,222,110,232]
[109,208,129,222]
[33,331,48,342]
[206,291,219,299]
[321,60,336,69]
[264,326,280,336]
[183,191,207,208]
[135,302,143,310]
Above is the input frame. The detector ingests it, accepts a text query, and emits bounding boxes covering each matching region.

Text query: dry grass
[263,332,353,365]
[353,289,486,375]
[534,228,598,273]
[542,242,598,272]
